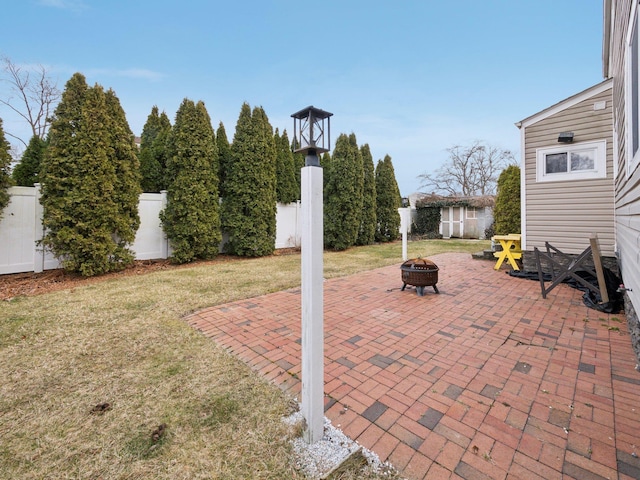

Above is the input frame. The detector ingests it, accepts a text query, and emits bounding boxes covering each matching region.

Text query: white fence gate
[131,192,169,261]
[0,187,38,275]
[0,186,301,275]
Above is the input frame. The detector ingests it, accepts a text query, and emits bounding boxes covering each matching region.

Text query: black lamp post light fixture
[291,106,333,165]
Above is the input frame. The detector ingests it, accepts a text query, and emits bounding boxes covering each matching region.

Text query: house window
[466,207,477,219]
[536,140,607,182]
[627,1,640,174]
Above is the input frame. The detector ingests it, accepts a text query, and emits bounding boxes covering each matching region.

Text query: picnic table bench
[492,234,522,270]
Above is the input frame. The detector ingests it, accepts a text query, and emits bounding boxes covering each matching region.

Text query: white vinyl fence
[0,186,301,275]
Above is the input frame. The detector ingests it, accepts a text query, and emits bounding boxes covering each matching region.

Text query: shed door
[441,207,463,238]
[451,207,462,238]
[441,208,451,238]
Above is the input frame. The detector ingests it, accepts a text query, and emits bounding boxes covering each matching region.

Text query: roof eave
[516,78,613,129]
[603,0,612,79]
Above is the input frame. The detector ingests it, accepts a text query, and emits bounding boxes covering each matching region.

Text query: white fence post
[398,207,411,261]
[33,184,44,273]
[160,190,169,259]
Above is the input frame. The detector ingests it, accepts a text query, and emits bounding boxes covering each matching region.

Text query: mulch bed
[0,248,301,301]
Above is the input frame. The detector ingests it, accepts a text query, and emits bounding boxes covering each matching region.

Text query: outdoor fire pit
[400,258,439,296]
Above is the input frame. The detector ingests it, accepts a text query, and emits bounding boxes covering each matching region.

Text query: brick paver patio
[186,252,640,480]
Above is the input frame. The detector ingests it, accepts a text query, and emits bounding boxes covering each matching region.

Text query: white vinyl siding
[610,0,640,311]
[627,0,640,175]
[521,85,615,256]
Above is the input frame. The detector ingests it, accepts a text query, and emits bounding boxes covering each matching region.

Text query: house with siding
[603,0,640,337]
[515,79,616,270]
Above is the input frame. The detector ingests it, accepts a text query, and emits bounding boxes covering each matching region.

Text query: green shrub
[493,165,521,235]
[275,129,297,204]
[356,143,376,246]
[324,133,364,250]
[375,155,401,242]
[161,99,221,264]
[217,122,231,198]
[40,73,141,276]
[221,104,277,257]
[413,207,442,238]
[12,136,46,187]
[0,118,13,220]
[139,106,171,192]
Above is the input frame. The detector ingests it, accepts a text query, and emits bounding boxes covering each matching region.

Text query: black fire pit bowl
[400,258,439,296]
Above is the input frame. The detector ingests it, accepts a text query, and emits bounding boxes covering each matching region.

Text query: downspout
[603,0,612,79]
[514,121,527,251]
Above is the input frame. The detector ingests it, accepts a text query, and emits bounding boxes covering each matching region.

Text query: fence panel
[0,187,37,274]
[132,192,169,260]
[0,189,302,275]
[275,202,300,249]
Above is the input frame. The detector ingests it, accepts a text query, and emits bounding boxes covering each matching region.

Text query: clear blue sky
[1,0,604,196]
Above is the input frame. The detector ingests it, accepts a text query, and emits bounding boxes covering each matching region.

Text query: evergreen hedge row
[7,72,405,272]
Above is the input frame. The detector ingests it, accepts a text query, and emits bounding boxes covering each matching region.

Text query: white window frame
[536,140,607,183]
[626,1,640,176]
[466,207,477,219]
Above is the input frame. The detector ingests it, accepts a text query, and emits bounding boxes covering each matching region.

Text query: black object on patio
[400,258,439,296]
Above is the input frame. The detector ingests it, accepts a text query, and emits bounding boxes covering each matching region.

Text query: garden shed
[412,193,495,240]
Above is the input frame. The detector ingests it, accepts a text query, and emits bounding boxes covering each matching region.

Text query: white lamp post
[291,106,332,443]
[398,206,411,261]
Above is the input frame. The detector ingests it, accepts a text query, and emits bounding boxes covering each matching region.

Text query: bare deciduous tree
[418,141,515,196]
[0,56,61,147]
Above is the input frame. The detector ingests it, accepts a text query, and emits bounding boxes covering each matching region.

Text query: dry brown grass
[0,239,488,479]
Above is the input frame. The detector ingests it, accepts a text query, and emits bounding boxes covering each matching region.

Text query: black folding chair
[534,242,601,299]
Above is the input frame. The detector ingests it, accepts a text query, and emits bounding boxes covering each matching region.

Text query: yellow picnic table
[492,234,522,270]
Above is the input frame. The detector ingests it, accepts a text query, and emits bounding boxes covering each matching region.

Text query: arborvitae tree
[41,76,139,275]
[216,122,231,198]
[155,111,171,189]
[0,118,12,220]
[324,133,364,250]
[375,154,402,242]
[275,129,297,204]
[160,99,221,263]
[356,143,376,245]
[493,165,521,235]
[221,103,277,256]
[104,88,142,248]
[320,152,331,191]
[139,106,171,192]
[40,72,88,218]
[12,135,47,186]
[292,137,305,200]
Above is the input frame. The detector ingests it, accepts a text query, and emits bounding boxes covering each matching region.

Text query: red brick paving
[186,252,640,480]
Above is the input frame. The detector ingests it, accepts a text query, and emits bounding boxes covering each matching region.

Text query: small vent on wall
[594,101,607,111]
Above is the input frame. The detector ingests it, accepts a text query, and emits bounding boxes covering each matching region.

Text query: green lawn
[0,239,489,479]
